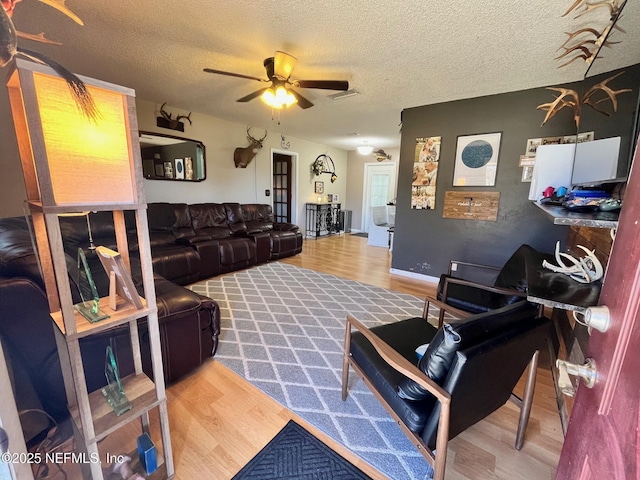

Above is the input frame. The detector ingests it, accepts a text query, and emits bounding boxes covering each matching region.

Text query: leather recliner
[0,216,221,438]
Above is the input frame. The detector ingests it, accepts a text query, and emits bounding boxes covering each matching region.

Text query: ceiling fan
[203,51,349,109]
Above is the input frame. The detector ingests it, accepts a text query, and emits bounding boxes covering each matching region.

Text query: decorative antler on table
[542,241,604,284]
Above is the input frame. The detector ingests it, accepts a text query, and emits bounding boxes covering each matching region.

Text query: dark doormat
[232,420,372,479]
[350,232,368,238]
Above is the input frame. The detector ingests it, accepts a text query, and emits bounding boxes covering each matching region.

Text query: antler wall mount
[233,127,267,168]
[157,102,192,131]
[537,71,631,127]
[537,0,631,127]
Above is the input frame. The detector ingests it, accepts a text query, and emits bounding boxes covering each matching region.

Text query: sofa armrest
[176,234,212,245]
[273,222,299,232]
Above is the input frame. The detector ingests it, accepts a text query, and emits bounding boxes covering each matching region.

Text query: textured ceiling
[8,0,640,150]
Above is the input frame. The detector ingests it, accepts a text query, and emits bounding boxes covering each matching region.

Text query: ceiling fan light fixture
[357,144,374,155]
[261,85,297,109]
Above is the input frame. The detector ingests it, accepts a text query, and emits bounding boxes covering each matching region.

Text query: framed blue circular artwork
[453,132,502,186]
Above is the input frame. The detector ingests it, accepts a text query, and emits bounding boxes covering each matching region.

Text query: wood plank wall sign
[443,191,500,221]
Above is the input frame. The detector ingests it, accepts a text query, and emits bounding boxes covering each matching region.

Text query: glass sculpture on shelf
[102,346,132,415]
[74,248,109,323]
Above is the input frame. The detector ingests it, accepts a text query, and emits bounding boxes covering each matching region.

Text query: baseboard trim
[389,268,439,284]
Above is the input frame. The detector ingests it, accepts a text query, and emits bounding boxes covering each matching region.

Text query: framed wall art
[314,181,324,194]
[411,136,441,209]
[453,132,502,186]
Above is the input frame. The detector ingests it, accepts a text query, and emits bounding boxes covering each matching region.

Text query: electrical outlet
[265,189,270,196]
[451,262,458,272]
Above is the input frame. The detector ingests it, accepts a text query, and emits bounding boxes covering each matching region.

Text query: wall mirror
[139,131,206,181]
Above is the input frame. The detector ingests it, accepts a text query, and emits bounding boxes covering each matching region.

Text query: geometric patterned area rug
[190,262,438,480]
[231,420,371,480]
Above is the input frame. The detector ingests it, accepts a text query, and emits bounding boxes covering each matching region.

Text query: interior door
[273,153,292,223]
[556,141,640,479]
[362,163,396,233]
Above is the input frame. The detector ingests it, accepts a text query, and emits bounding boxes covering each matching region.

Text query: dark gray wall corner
[392,64,640,278]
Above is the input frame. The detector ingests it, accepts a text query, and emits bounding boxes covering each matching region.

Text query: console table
[305,203,341,238]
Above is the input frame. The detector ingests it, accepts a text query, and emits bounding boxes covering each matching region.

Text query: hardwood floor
[109,234,564,479]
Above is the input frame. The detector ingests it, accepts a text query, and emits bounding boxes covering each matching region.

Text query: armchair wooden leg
[342,319,353,401]
[515,350,539,450]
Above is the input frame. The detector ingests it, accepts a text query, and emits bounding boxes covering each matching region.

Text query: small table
[524,249,601,313]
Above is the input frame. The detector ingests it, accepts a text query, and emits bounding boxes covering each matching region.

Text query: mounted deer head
[158,102,192,131]
[233,127,267,168]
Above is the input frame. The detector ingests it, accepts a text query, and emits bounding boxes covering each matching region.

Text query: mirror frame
[139,131,206,182]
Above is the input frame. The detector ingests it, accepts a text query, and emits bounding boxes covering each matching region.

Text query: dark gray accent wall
[392,65,640,278]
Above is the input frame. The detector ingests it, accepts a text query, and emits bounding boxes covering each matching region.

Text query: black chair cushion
[350,317,439,433]
[396,301,539,401]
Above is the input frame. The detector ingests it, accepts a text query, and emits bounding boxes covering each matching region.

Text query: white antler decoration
[542,241,604,283]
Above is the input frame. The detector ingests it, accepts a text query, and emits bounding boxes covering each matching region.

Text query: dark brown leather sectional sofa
[141,202,303,285]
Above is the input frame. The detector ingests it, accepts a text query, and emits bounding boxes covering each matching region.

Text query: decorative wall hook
[311,154,337,182]
[157,102,192,131]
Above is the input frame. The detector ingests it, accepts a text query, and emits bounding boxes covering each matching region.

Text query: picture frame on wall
[453,132,502,186]
[175,158,185,179]
[164,161,174,179]
[315,181,324,194]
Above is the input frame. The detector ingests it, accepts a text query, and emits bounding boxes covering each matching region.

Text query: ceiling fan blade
[289,89,314,109]
[274,51,297,79]
[203,68,266,82]
[295,79,349,90]
[237,88,269,103]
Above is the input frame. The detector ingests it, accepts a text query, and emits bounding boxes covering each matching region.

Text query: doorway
[271,149,298,225]
[361,162,397,233]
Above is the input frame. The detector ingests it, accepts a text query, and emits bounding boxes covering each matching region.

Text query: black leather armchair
[342,300,550,480]
[427,244,551,327]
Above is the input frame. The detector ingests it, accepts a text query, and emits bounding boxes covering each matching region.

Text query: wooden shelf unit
[7,60,174,479]
[51,296,150,339]
[41,207,174,480]
[70,373,161,442]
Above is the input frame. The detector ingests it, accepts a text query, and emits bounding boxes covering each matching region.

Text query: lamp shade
[260,85,297,109]
[6,59,144,209]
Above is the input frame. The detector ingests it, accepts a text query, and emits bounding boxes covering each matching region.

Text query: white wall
[0,92,349,225]
[132,100,349,227]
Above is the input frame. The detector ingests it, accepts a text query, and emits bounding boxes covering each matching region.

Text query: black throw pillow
[396,301,537,401]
